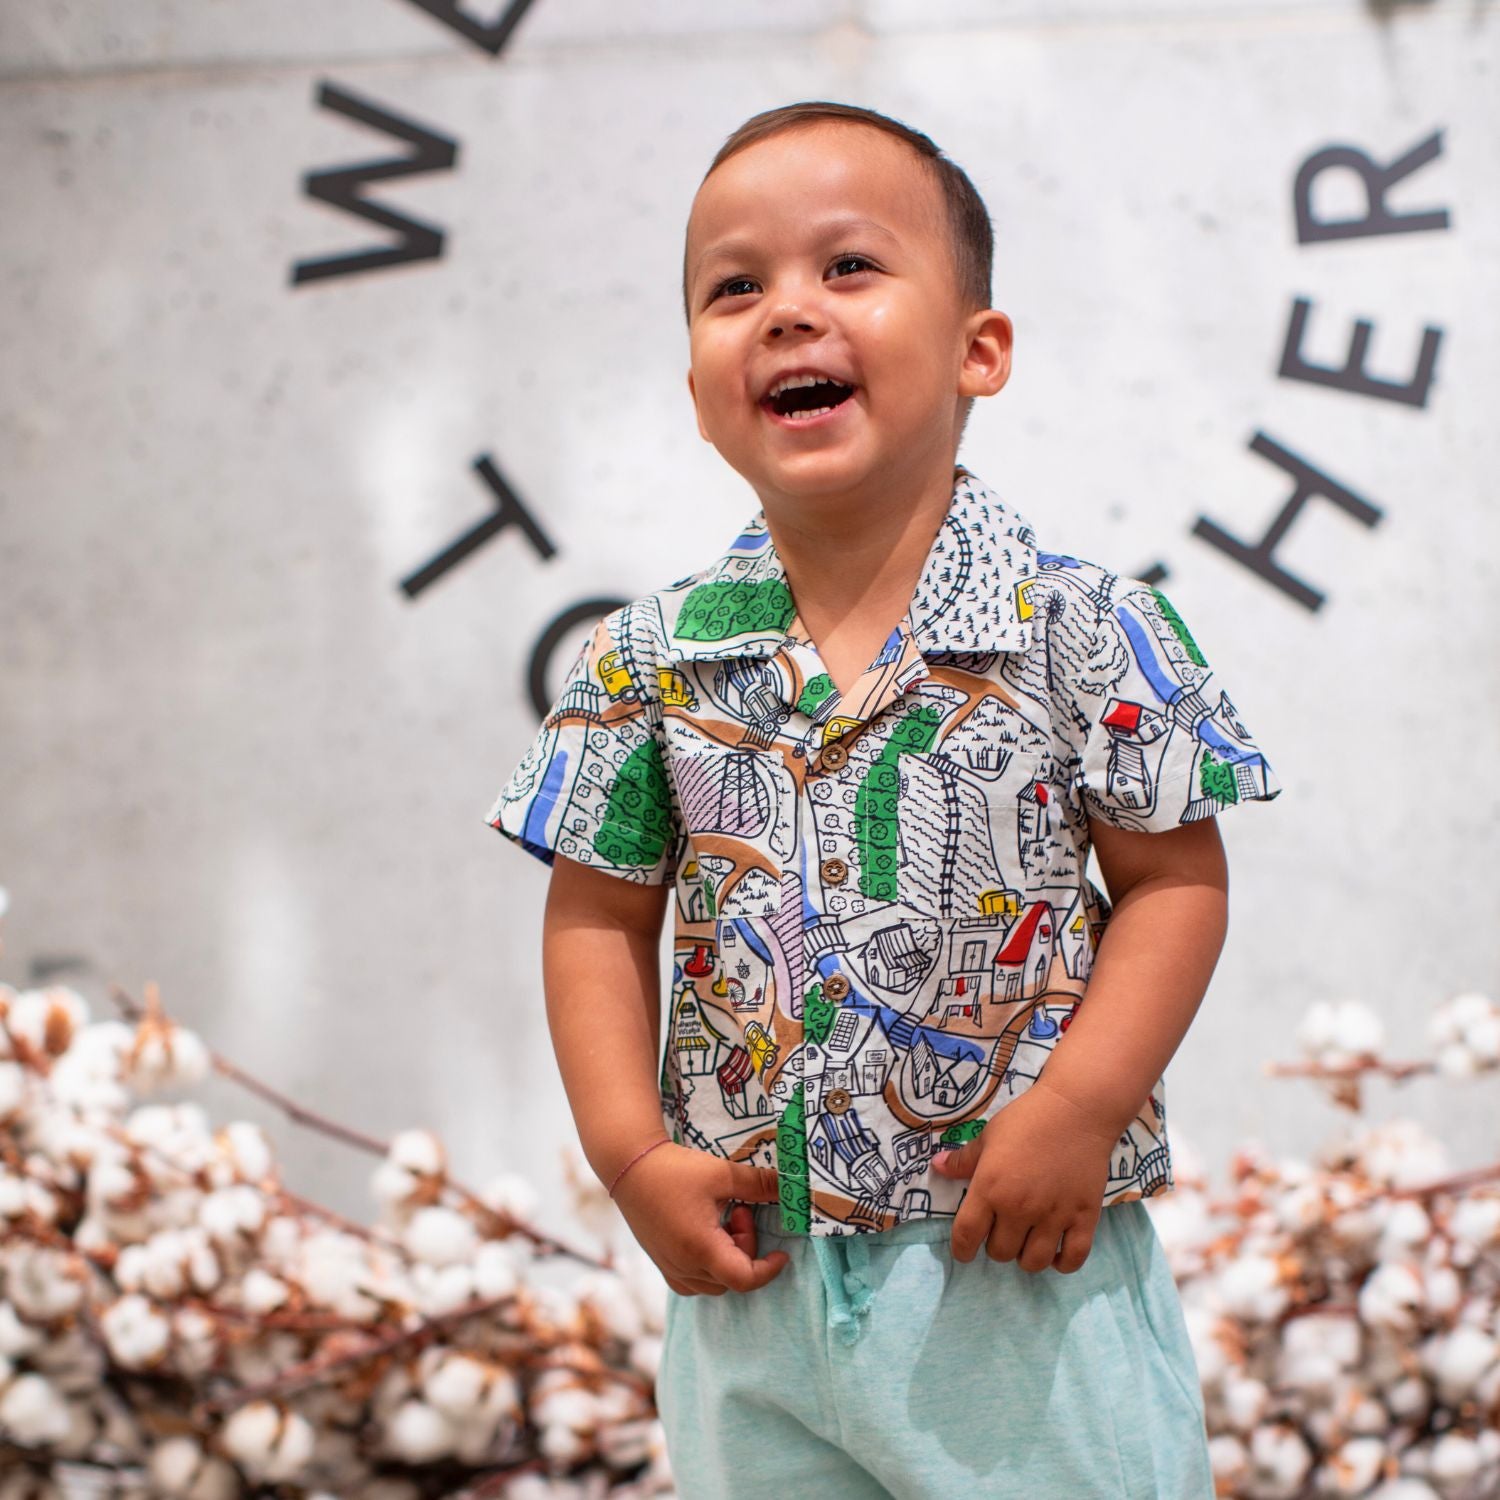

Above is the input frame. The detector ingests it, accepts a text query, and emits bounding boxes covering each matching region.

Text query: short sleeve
[483,607,685,883]
[1074,580,1282,832]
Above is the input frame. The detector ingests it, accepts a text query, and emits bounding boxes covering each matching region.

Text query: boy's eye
[830,254,874,277]
[707,253,877,303]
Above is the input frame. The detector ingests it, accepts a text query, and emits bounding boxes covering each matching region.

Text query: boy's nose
[770,319,816,337]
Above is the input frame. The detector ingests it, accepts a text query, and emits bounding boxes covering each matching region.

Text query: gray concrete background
[3,1,1496,1238]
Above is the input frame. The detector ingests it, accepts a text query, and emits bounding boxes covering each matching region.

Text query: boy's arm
[1032,815,1230,1138]
[542,853,673,1188]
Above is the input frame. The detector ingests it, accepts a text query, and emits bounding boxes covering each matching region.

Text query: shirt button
[821,857,848,885]
[820,742,849,771]
[824,1087,852,1114]
[823,973,851,1001]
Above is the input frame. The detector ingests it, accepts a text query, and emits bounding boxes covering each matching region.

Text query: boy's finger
[723,1160,781,1204]
[950,1202,995,1263]
[704,1235,789,1293]
[724,1202,759,1260]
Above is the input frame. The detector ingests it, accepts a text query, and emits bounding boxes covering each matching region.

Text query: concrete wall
[4,0,1496,1230]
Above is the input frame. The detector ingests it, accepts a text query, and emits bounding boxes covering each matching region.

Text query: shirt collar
[661,466,1038,663]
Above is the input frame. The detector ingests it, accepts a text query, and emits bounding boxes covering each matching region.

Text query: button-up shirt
[486,467,1281,1237]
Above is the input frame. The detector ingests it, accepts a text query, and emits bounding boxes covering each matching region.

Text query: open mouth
[762,379,857,422]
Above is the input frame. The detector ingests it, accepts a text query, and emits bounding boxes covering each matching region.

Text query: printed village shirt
[486,467,1281,1238]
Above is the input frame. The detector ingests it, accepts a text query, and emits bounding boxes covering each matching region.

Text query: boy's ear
[686,368,711,443]
[957,309,1013,400]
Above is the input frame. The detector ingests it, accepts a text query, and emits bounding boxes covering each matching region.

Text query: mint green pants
[655,1199,1214,1498]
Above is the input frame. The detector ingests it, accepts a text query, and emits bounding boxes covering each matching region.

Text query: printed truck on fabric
[486,469,1282,1238]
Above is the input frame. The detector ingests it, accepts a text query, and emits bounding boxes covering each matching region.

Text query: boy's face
[683,121,1009,512]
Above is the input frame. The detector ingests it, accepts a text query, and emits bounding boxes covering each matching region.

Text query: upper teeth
[768,372,843,398]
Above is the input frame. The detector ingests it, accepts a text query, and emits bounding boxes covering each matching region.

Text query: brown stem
[105,981,612,1271]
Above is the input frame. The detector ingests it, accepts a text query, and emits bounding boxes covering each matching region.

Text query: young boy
[487,101,1280,1498]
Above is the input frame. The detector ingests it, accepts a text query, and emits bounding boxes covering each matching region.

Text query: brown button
[820,743,849,771]
[823,973,851,1001]
[824,1088,851,1114]
[821,857,848,885]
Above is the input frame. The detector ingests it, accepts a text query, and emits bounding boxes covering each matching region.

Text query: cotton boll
[1208,1434,1250,1490]
[123,1020,210,1092]
[1423,1325,1498,1405]
[1428,1431,1482,1488]
[198,1183,267,1247]
[1422,1263,1461,1319]
[138,1226,221,1299]
[0,1372,72,1445]
[299,1231,381,1321]
[596,1414,659,1470]
[171,1307,220,1379]
[1276,1314,1360,1400]
[1377,1201,1432,1262]
[1359,1263,1426,1334]
[1448,1196,1500,1267]
[1246,1422,1313,1499]
[1274,1179,1329,1236]
[1217,1251,1291,1323]
[147,1436,240,1500]
[0,1062,27,1123]
[48,1043,132,1113]
[1322,1436,1388,1496]
[478,1170,541,1222]
[383,1398,457,1463]
[1298,999,1385,1065]
[1221,1374,1271,1432]
[207,1120,275,1188]
[390,1128,446,1177]
[8,986,90,1057]
[628,1331,663,1382]
[1297,1000,1340,1058]
[411,1260,476,1317]
[1384,1374,1430,1422]
[473,1241,521,1301]
[99,1294,172,1370]
[1460,1011,1500,1066]
[537,1420,591,1467]
[403,1205,479,1266]
[1449,991,1500,1034]
[0,1303,43,1360]
[240,1267,291,1315]
[125,1102,216,1172]
[1355,1121,1451,1192]
[421,1353,493,1421]
[1367,1481,1441,1500]
[261,1213,302,1263]
[221,1400,316,1483]
[1435,1042,1478,1078]
[575,1269,646,1343]
[4,1244,84,1321]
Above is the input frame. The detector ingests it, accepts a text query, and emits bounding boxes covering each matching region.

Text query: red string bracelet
[607,1136,670,1198]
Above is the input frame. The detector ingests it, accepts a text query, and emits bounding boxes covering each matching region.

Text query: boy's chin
[733,449,887,503]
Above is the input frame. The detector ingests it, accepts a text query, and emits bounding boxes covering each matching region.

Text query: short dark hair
[682,100,994,325]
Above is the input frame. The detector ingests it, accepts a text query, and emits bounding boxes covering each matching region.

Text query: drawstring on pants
[812,1232,875,1345]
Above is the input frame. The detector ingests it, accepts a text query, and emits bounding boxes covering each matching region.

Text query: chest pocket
[673,746,787,918]
[894,750,1046,920]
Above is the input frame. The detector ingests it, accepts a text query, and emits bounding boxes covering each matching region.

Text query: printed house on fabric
[486,468,1281,1238]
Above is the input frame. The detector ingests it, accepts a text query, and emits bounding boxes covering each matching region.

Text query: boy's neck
[755,456,962,624]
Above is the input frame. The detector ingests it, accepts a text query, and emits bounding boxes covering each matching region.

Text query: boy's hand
[610,1142,789,1296]
[929,1080,1121,1274]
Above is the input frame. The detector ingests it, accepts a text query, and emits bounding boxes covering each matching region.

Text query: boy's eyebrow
[690,214,901,284]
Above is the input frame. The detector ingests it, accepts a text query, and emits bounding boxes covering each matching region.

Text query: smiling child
[487,100,1280,1498]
